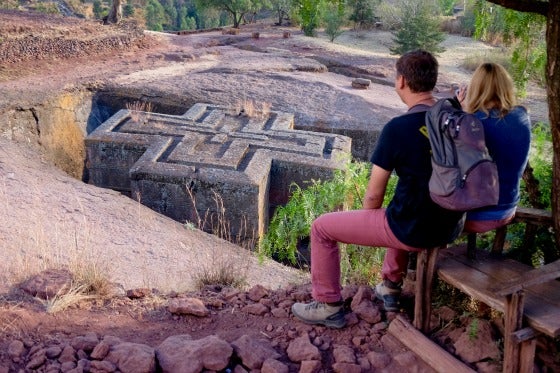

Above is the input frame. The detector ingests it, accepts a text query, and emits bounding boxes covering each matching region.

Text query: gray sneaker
[291,301,346,328]
[375,280,402,312]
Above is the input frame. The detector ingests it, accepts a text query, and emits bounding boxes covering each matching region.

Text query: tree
[145,0,166,30]
[323,2,345,42]
[105,0,122,24]
[270,0,292,25]
[195,0,269,28]
[473,2,546,97]
[347,0,380,30]
[390,0,446,55]
[484,0,560,247]
[294,0,324,36]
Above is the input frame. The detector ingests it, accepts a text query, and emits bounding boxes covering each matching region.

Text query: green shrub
[389,0,446,55]
[260,160,397,286]
[296,0,324,36]
[323,2,345,42]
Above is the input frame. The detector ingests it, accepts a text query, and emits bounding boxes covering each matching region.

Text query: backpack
[425,97,499,211]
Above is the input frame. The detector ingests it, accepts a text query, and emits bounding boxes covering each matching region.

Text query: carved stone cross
[86,103,351,246]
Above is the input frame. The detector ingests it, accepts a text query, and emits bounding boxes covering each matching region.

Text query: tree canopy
[195,0,269,28]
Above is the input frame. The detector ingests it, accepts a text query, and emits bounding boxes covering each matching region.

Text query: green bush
[296,0,324,36]
[389,0,445,55]
[323,2,345,42]
[259,160,397,286]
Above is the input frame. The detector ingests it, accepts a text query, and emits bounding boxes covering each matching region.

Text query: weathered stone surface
[231,334,281,369]
[453,319,500,364]
[286,335,321,362]
[86,103,351,242]
[105,342,156,373]
[299,360,322,373]
[248,284,269,301]
[367,350,391,369]
[7,340,25,362]
[20,268,73,299]
[167,297,210,317]
[332,344,356,364]
[350,286,382,324]
[261,358,289,373]
[351,78,371,89]
[71,332,99,353]
[156,334,232,373]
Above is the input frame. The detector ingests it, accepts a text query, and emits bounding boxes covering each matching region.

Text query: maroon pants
[310,208,421,303]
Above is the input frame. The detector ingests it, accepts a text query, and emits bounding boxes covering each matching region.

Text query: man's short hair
[395,50,438,93]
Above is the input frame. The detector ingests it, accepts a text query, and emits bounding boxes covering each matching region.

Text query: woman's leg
[310,208,420,302]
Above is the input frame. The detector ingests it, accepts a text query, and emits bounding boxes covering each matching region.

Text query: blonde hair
[464,62,517,116]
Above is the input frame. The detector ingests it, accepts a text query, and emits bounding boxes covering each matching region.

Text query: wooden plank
[438,259,507,310]
[513,207,553,225]
[491,260,560,295]
[441,251,560,304]
[388,315,476,373]
[438,254,560,338]
[513,328,540,343]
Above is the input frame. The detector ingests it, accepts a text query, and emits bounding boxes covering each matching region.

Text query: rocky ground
[0,9,558,373]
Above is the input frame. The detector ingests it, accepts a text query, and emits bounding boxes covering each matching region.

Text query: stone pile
[0,11,145,64]
[1,270,516,373]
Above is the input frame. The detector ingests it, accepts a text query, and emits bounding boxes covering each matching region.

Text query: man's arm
[363,165,391,209]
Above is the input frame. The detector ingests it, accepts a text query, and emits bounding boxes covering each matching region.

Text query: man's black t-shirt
[370,110,465,248]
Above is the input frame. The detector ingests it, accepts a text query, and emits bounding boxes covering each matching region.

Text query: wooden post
[467,233,477,259]
[503,291,525,373]
[413,246,441,333]
[492,225,508,255]
[518,339,537,373]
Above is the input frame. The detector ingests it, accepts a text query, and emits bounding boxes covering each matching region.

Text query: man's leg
[292,208,420,326]
[310,208,419,301]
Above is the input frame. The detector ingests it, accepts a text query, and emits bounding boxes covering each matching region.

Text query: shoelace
[305,301,324,310]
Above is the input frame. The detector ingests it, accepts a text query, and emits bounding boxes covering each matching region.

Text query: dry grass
[0,297,24,337]
[191,247,249,290]
[233,99,272,119]
[126,100,153,124]
[184,187,251,289]
[43,283,96,314]
[460,49,511,72]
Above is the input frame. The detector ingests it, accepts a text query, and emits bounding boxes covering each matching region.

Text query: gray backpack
[425,97,499,211]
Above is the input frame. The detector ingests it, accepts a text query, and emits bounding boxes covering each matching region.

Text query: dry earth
[0,10,557,373]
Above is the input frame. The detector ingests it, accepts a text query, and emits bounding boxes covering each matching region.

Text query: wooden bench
[412,207,558,372]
